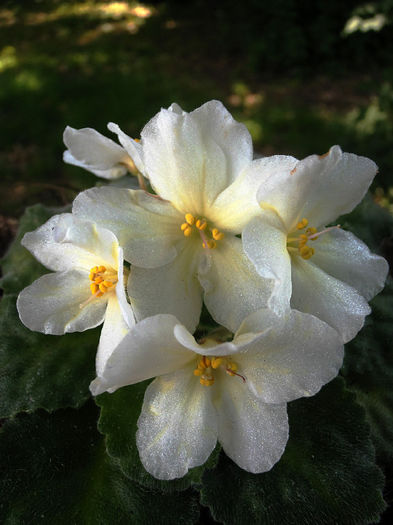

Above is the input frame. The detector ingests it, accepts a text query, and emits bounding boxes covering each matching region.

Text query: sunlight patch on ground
[343,4,387,35]
[0,46,18,73]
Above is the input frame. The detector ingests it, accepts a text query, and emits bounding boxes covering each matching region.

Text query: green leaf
[342,277,393,463]
[96,382,221,493]
[201,379,386,525]
[0,402,199,524]
[0,204,69,295]
[0,294,98,417]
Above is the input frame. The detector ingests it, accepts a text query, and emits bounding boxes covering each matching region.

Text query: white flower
[17,213,135,374]
[72,101,296,333]
[63,126,135,180]
[90,309,344,480]
[242,146,389,342]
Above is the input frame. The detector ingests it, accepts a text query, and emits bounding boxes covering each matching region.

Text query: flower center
[89,265,118,297]
[286,217,340,260]
[180,213,225,249]
[193,355,245,387]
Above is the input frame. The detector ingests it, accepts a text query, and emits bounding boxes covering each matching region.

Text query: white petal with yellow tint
[136,366,218,480]
[198,236,273,332]
[90,315,194,396]
[21,214,120,272]
[173,323,262,357]
[96,293,131,377]
[138,105,229,215]
[310,228,388,301]
[128,243,202,333]
[215,373,288,474]
[107,122,145,175]
[17,269,107,335]
[63,126,130,174]
[209,155,297,233]
[257,146,377,230]
[236,309,343,404]
[242,209,291,316]
[189,100,253,185]
[115,246,135,328]
[63,150,127,179]
[73,187,182,267]
[291,256,371,343]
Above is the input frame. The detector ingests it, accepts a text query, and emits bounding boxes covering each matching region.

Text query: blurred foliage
[0,0,392,219]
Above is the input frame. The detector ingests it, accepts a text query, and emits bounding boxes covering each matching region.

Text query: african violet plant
[0,101,392,523]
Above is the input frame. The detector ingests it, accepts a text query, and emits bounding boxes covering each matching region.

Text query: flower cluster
[17,101,388,480]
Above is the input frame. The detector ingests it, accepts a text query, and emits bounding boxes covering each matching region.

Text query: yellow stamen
[205,240,216,249]
[296,218,308,230]
[196,218,207,231]
[185,213,195,225]
[88,265,118,297]
[299,245,315,259]
[183,226,192,237]
[203,356,211,367]
[180,222,189,231]
[288,218,341,261]
[194,355,243,386]
[211,357,223,369]
[212,228,225,241]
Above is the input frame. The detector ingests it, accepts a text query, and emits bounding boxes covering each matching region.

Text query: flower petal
[237,309,344,404]
[63,126,130,170]
[17,270,107,334]
[198,236,274,332]
[21,213,120,272]
[209,155,297,233]
[107,122,145,175]
[242,211,291,316]
[96,294,131,377]
[63,150,127,179]
[310,228,388,301]
[215,374,288,473]
[291,256,371,343]
[128,244,202,333]
[115,247,135,328]
[137,105,231,214]
[189,100,253,185]
[72,187,182,267]
[257,146,377,229]
[90,314,194,395]
[173,323,262,357]
[136,366,218,480]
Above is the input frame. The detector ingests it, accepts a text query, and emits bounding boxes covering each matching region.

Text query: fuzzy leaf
[0,204,68,295]
[201,379,386,525]
[0,294,98,417]
[0,402,199,524]
[96,383,221,493]
[342,278,393,462]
